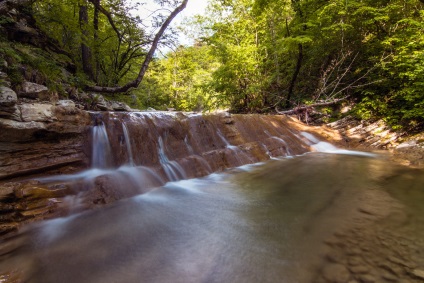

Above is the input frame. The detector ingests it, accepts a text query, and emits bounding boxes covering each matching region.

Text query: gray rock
[0,87,20,120]
[19,81,49,99]
[0,106,21,121]
[322,263,351,283]
[56,100,75,108]
[0,86,17,106]
[89,93,110,111]
[109,101,131,112]
[19,103,54,122]
[0,117,47,142]
[0,59,7,70]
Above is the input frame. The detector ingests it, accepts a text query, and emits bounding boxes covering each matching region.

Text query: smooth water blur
[1,153,424,283]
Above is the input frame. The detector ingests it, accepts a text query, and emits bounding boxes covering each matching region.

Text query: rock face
[0,101,91,180]
[0,107,337,182]
[0,86,19,120]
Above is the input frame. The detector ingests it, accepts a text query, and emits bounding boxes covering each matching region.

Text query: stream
[1,152,424,283]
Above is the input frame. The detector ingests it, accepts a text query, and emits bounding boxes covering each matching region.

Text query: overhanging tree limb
[85,0,188,94]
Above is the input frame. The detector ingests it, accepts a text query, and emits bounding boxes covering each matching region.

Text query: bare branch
[275,96,350,115]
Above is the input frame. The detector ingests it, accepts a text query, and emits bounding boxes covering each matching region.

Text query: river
[1,152,423,283]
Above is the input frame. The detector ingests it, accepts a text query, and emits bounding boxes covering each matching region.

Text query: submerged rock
[410,269,424,280]
[322,263,351,283]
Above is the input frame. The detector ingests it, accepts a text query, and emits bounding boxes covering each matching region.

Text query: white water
[122,122,135,166]
[158,136,187,182]
[217,129,253,165]
[91,123,113,168]
[300,132,377,157]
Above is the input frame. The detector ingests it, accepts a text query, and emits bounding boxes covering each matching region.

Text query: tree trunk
[93,0,100,82]
[79,0,94,80]
[85,0,188,94]
[286,43,303,108]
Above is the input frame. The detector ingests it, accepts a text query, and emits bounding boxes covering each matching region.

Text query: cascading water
[122,122,135,166]
[91,122,113,168]
[216,129,253,166]
[264,130,293,156]
[2,112,423,283]
[158,136,187,181]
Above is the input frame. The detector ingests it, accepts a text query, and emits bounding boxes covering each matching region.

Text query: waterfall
[216,129,231,147]
[91,122,112,169]
[217,129,253,165]
[39,112,340,204]
[122,122,135,166]
[158,136,187,182]
[264,130,293,156]
[184,135,195,155]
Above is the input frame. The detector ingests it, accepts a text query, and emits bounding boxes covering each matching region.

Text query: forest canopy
[1,0,423,129]
[138,0,424,129]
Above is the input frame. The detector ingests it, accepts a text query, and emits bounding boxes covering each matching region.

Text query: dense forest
[0,0,423,129]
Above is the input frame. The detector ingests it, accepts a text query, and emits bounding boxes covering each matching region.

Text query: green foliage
[0,41,70,88]
[32,0,148,86]
[172,0,424,128]
[2,0,423,129]
[135,44,220,111]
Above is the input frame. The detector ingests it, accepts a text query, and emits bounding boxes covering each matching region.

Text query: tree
[79,0,94,79]
[32,0,188,92]
[135,44,220,111]
[85,0,189,93]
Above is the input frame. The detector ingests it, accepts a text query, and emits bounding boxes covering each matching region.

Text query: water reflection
[1,154,424,283]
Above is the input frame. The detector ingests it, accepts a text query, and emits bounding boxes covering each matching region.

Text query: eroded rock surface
[0,102,90,180]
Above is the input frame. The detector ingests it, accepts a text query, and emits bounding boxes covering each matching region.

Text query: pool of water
[0,153,423,283]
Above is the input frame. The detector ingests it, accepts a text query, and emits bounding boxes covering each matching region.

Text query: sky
[137,0,209,48]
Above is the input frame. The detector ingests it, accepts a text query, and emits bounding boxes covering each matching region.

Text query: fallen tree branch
[275,96,350,115]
